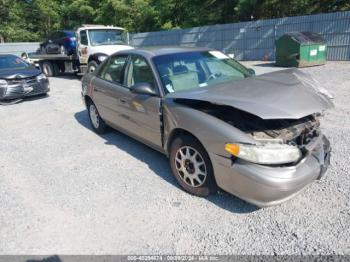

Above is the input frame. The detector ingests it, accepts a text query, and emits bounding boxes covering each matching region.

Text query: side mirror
[248,68,256,76]
[21,52,28,60]
[130,82,157,96]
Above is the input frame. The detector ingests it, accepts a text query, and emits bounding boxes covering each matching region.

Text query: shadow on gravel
[27,255,61,262]
[49,72,82,80]
[0,93,49,106]
[74,110,259,214]
[252,62,277,67]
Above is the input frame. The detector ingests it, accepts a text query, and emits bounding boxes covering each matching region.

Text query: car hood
[166,69,334,120]
[0,68,41,79]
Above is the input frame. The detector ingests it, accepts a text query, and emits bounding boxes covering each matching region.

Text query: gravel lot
[0,61,349,255]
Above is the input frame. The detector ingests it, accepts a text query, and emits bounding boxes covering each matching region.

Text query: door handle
[119,98,127,103]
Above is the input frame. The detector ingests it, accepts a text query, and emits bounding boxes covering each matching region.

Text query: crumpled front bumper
[211,134,331,207]
[0,81,49,100]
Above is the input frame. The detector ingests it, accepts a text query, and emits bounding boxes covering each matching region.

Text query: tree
[95,0,159,32]
[0,0,40,42]
[0,0,349,42]
[31,0,61,39]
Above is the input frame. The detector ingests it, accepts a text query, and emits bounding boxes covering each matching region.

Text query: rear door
[117,54,162,148]
[91,54,129,125]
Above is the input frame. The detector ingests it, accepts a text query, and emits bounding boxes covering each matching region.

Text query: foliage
[0,0,349,42]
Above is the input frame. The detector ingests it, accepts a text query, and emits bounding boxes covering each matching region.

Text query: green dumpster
[275,32,327,67]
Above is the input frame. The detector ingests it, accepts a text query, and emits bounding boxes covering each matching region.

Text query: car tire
[41,61,59,77]
[87,100,107,134]
[41,61,54,76]
[87,60,98,74]
[58,62,65,73]
[169,134,217,197]
[52,63,59,76]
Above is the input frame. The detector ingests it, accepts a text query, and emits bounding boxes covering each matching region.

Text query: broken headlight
[225,141,302,165]
[36,73,47,81]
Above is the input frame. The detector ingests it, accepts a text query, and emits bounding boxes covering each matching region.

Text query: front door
[77,30,89,64]
[117,55,162,149]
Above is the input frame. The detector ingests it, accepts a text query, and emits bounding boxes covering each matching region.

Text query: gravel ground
[0,61,349,255]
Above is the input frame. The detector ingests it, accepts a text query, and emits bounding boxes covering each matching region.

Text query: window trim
[79,30,89,46]
[124,54,161,96]
[96,54,129,87]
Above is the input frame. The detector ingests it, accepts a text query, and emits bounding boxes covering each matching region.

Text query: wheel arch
[83,94,93,108]
[166,128,205,156]
[88,53,107,64]
[166,127,219,190]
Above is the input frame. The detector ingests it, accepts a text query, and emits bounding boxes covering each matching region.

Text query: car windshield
[0,55,29,70]
[88,29,126,46]
[153,51,252,93]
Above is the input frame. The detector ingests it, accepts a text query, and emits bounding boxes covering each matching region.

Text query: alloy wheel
[89,104,99,129]
[174,146,207,187]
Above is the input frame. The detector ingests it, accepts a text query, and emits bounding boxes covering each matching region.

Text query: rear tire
[58,62,65,73]
[52,63,59,76]
[87,100,107,134]
[169,135,217,197]
[41,61,59,77]
[41,61,54,76]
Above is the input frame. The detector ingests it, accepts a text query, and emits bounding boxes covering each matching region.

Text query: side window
[206,59,244,78]
[126,55,155,88]
[80,31,88,45]
[99,55,128,84]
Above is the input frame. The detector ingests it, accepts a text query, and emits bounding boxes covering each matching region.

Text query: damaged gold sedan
[81,47,333,207]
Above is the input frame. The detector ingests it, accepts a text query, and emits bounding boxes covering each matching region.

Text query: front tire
[169,135,217,197]
[88,101,107,134]
[87,60,98,74]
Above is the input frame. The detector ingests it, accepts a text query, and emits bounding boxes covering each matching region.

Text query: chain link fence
[0,11,349,61]
[130,11,350,61]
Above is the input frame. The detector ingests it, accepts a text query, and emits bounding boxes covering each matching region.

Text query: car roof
[115,46,213,59]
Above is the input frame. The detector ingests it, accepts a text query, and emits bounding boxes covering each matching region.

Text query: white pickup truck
[26,24,133,76]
